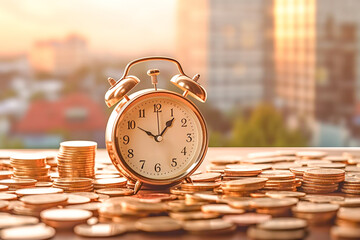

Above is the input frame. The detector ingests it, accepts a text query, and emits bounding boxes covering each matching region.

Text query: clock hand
[156,110,160,135]
[159,118,175,137]
[137,127,156,138]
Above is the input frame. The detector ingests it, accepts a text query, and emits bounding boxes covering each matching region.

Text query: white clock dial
[115,94,204,180]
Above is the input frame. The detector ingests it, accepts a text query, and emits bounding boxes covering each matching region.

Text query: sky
[0,0,176,57]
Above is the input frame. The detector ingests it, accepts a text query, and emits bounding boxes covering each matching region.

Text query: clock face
[114,92,205,180]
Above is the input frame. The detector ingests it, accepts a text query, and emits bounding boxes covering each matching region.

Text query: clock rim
[105,89,208,186]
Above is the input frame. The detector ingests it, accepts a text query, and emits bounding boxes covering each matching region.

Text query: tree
[228,104,308,147]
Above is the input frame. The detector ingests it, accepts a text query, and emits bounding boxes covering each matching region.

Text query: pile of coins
[2,149,360,239]
[53,178,94,192]
[57,141,97,179]
[10,154,50,182]
[302,169,345,193]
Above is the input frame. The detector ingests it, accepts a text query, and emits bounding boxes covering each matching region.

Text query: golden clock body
[105,89,208,189]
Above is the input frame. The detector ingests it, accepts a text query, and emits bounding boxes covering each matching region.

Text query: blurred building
[177,0,273,111]
[273,0,360,146]
[13,93,106,148]
[29,34,88,76]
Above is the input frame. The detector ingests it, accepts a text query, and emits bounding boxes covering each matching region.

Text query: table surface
[4,147,358,240]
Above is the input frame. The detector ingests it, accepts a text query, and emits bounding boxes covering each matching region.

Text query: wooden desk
[4,147,358,240]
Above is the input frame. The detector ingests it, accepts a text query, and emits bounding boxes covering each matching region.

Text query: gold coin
[0,185,9,191]
[181,182,221,191]
[0,223,55,240]
[0,193,17,201]
[190,172,221,182]
[0,214,39,228]
[169,211,219,221]
[41,209,93,221]
[167,200,203,212]
[337,207,360,222]
[331,225,360,239]
[296,151,327,159]
[95,188,133,197]
[247,226,307,240]
[70,192,99,201]
[223,178,268,188]
[60,140,97,148]
[15,187,64,196]
[20,194,68,205]
[183,219,235,234]
[134,193,176,203]
[257,217,307,230]
[292,202,339,213]
[250,198,299,208]
[66,202,102,213]
[74,223,127,237]
[302,195,344,203]
[201,204,245,215]
[223,213,272,226]
[304,168,345,177]
[65,194,91,205]
[135,216,182,232]
[265,191,306,199]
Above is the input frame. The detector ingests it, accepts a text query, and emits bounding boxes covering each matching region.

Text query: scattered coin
[183,219,236,234]
[223,213,272,226]
[135,216,182,232]
[74,223,127,237]
[0,223,55,240]
[40,208,93,229]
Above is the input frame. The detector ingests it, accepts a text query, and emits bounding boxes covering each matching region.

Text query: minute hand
[159,118,175,137]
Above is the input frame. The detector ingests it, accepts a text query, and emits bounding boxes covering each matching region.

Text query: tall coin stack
[57,141,97,179]
[11,153,51,182]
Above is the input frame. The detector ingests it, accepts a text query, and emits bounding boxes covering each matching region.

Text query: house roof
[14,93,107,133]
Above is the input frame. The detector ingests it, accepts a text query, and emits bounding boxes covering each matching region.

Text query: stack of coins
[57,141,97,179]
[221,178,267,197]
[289,167,315,179]
[0,179,36,190]
[302,169,345,193]
[223,166,262,180]
[0,171,12,180]
[53,178,93,192]
[292,202,339,225]
[93,178,127,189]
[258,170,298,191]
[340,176,360,195]
[247,217,308,240]
[10,154,50,182]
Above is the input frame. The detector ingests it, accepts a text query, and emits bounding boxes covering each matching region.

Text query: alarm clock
[104,57,208,193]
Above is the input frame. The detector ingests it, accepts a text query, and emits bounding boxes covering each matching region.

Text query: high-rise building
[177,0,273,111]
[273,0,360,145]
[29,34,88,76]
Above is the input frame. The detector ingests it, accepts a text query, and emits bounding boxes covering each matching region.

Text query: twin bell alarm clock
[104,56,208,193]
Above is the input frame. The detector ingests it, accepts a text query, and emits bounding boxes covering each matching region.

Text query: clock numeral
[181,147,187,155]
[139,109,145,118]
[171,158,177,167]
[170,108,174,117]
[127,120,136,129]
[139,160,145,169]
[153,103,162,112]
[181,118,187,127]
[154,163,161,172]
[127,149,134,158]
[186,133,193,142]
[123,135,130,145]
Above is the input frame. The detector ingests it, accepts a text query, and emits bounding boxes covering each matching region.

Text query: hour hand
[160,118,175,137]
[138,127,156,138]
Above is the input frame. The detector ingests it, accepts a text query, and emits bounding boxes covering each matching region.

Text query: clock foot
[133,180,143,194]
[184,177,193,184]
